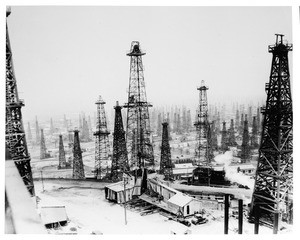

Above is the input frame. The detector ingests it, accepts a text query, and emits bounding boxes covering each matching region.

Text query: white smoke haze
[214,151,255,189]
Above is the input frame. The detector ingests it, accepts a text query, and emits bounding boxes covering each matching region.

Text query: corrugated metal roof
[168,193,193,207]
[40,206,67,225]
[174,163,194,168]
[105,180,135,192]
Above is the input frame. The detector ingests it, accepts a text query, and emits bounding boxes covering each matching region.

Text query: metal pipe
[238,199,243,234]
[224,194,229,234]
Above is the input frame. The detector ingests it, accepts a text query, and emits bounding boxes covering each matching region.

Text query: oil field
[5,6,293,235]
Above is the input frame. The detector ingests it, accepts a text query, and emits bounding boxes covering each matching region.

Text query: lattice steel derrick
[124,41,154,170]
[240,120,251,163]
[160,122,173,180]
[58,134,66,169]
[111,101,129,180]
[73,130,85,179]
[250,116,259,148]
[220,121,229,152]
[250,35,293,226]
[5,9,35,196]
[94,96,110,179]
[194,80,211,165]
[228,119,237,146]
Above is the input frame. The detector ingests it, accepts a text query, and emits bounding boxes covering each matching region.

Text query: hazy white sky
[7,6,292,121]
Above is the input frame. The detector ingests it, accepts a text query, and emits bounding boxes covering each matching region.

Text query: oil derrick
[5,8,35,196]
[160,122,173,180]
[111,101,129,180]
[63,114,68,129]
[72,130,85,179]
[228,119,237,146]
[220,121,229,152]
[165,112,171,141]
[177,111,182,134]
[124,41,154,170]
[79,114,83,132]
[58,134,67,169]
[239,113,244,135]
[235,109,240,130]
[250,116,259,148]
[173,112,177,133]
[27,122,32,142]
[182,107,187,132]
[94,96,110,179]
[81,116,91,142]
[187,109,192,132]
[256,106,261,133]
[248,106,253,126]
[157,112,162,136]
[194,80,212,165]
[215,112,221,135]
[88,115,92,138]
[40,129,50,159]
[250,35,293,227]
[240,120,251,163]
[210,121,218,151]
[35,116,40,144]
[68,130,74,149]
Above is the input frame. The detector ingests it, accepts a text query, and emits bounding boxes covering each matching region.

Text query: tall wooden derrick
[220,121,229,152]
[194,80,212,165]
[35,116,40,144]
[257,106,261,133]
[235,109,240,130]
[240,119,251,163]
[94,96,110,179]
[210,120,218,151]
[72,130,85,179]
[58,134,67,169]
[160,122,173,180]
[27,122,32,143]
[111,101,129,180]
[250,35,293,230]
[250,116,259,148]
[124,41,154,170]
[228,119,237,146]
[5,9,35,196]
[157,112,162,136]
[239,113,244,135]
[187,109,192,132]
[50,118,54,135]
[40,129,50,159]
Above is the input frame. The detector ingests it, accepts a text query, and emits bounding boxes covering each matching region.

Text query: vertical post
[123,175,127,225]
[40,171,44,192]
[224,194,229,234]
[273,212,279,234]
[238,199,243,234]
[254,204,259,234]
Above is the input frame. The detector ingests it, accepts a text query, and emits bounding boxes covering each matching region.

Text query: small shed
[40,206,68,228]
[167,193,202,217]
[105,180,135,203]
